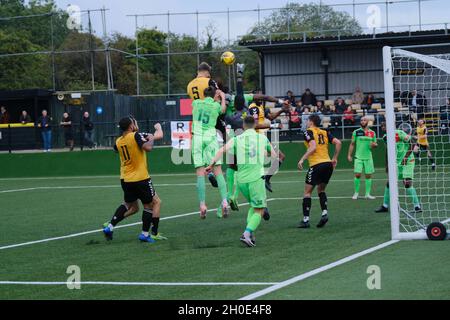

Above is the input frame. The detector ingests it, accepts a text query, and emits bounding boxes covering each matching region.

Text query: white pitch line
[239,240,399,300]
[0,202,249,251]
[0,281,277,287]
[0,196,381,251]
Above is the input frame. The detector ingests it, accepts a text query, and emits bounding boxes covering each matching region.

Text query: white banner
[171,121,192,149]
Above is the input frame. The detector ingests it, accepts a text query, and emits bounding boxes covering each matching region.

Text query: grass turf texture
[1,169,449,300]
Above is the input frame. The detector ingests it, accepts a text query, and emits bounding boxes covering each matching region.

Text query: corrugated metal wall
[264,46,384,99]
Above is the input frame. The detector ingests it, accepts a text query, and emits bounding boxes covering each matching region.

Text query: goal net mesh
[389,48,450,234]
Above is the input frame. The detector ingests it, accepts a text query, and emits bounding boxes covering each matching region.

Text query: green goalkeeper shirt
[395,129,414,165]
[229,128,272,183]
[227,94,254,115]
[352,128,377,160]
[382,130,414,165]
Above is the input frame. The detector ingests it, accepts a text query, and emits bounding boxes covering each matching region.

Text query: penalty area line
[239,239,399,300]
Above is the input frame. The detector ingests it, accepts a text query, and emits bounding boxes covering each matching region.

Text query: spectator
[0,106,10,124]
[343,106,355,126]
[363,93,378,107]
[300,88,317,107]
[37,109,52,152]
[285,90,296,106]
[400,90,410,106]
[352,87,364,105]
[288,106,301,128]
[61,112,74,151]
[295,100,303,113]
[335,97,347,114]
[82,111,96,149]
[301,107,311,131]
[317,100,331,115]
[19,110,31,124]
[408,90,427,119]
[441,98,450,118]
[440,98,450,133]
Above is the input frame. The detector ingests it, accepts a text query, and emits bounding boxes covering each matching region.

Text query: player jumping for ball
[375,123,422,213]
[192,86,229,219]
[347,116,378,200]
[187,62,221,188]
[248,90,291,193]
[206,116,278,247]
[298,114,342,229]
[413,119,436,171]
[225,63,288,221]
[103,117,167,243]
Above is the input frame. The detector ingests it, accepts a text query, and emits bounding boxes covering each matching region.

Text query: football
[221,51,235,65]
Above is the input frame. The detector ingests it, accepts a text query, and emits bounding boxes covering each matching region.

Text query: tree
[245,2,362,40]
[0,30,51,89]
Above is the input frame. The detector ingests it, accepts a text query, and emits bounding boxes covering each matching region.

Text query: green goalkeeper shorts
[192,135,221,169]
[354,158,375,175]
[398,162,415,180]
[238,179,267,209]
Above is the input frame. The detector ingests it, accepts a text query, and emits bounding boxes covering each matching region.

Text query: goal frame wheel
[426,222,447,241]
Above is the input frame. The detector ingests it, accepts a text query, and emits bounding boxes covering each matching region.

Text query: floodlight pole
[50,13,56,91]
[196,11,200,66]
[87,10,96,91]
[135,15,140,96]
[167,11,171,96]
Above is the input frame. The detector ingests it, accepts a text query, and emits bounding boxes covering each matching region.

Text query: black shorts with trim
[305,162,334,186]
[121,178,155,204]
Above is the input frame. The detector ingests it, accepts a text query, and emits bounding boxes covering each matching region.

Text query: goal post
[383,45,450,240]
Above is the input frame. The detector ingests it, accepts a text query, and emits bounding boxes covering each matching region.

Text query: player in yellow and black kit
[297,114,342,229]
[247,91,291,193]
[187,62,223,188]
[102,116,166,243]
[413,119,436,170]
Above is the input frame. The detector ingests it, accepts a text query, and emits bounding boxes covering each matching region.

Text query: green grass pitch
[0,169,449,300]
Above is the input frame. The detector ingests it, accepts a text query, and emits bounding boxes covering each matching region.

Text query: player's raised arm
[152,123,164,141]
[253,94,285,106]
[215,89,227,114]
[298,130,317,170]
[330,135,342,168]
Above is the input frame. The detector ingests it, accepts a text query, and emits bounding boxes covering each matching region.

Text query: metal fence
[3,110,450,153]
[0,0,448,97]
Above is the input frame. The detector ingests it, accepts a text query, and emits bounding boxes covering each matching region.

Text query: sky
[52,0,450,41]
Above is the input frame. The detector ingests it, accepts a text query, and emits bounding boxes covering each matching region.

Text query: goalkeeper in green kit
[348,117,378,200]
[375,122,422,213]
[206,116,278,247]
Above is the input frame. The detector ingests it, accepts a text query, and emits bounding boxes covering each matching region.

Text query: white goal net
[383,45,450,240]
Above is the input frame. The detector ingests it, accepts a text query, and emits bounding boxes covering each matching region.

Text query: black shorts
[305,162,334,186]
[418,144,429,151]
[121,179,155,204]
